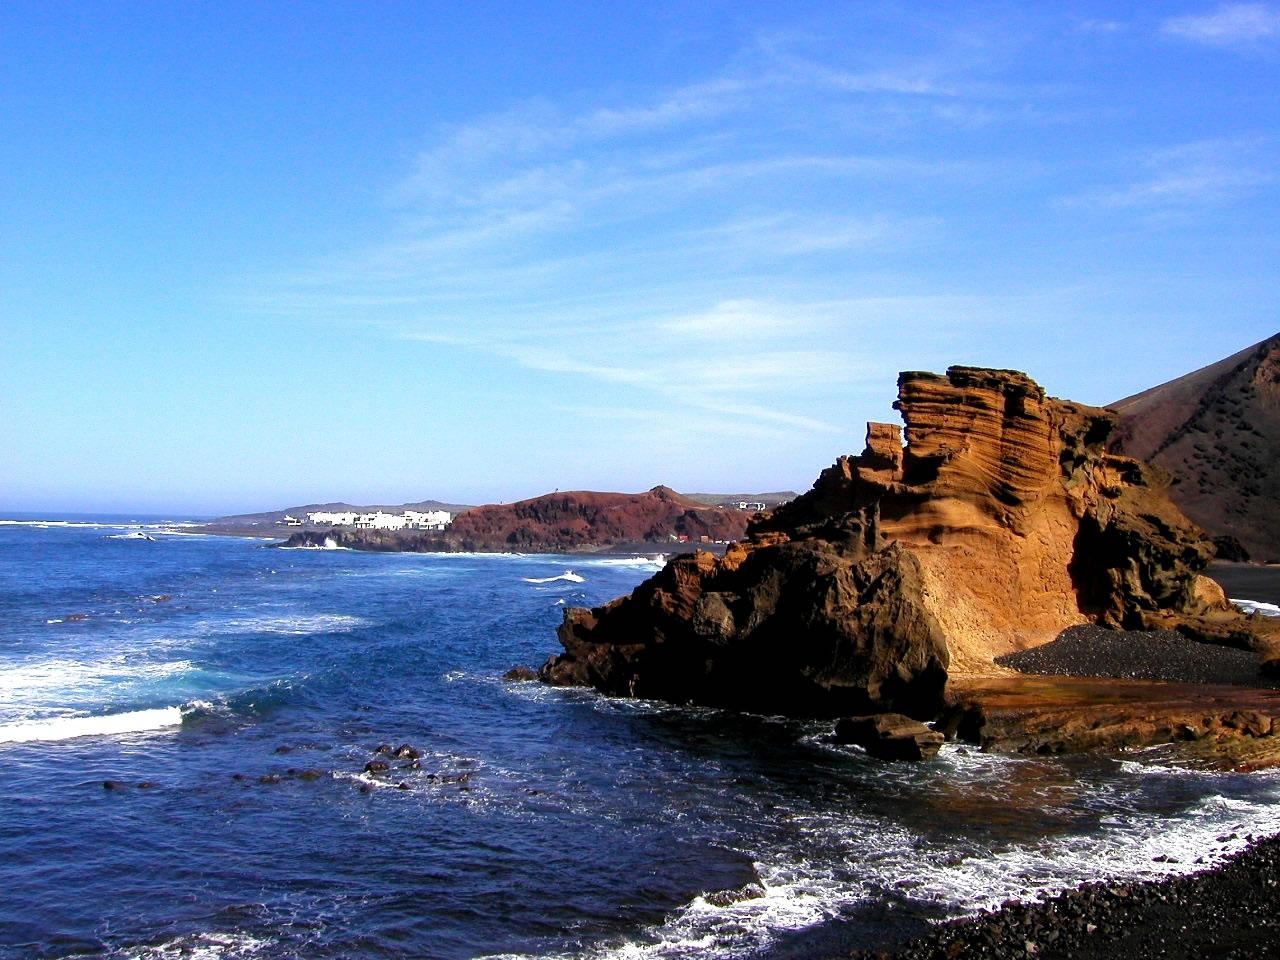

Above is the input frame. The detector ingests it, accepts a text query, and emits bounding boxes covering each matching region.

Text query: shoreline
[827,830,1280,959]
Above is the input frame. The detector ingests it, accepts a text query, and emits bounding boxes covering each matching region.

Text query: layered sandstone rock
[540,366,1265,722]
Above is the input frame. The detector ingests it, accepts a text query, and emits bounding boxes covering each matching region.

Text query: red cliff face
[540,366,1261,720]
[448,486,749,551]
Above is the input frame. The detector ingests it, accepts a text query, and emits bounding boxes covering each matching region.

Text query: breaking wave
[0,706,185,743]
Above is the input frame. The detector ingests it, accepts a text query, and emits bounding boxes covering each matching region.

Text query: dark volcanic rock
[541,540,950,719]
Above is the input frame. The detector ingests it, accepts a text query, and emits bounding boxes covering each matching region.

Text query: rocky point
[539,366,1280,764]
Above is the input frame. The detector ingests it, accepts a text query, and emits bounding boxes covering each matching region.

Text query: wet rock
[503,666,538,682]
[102,779,126,791]
[834,713,945,761]
[392,743,421,759]
[703,882,766,907]
[363,760,390,774]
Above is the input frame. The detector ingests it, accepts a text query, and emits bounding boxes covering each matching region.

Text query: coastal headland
[268,486,770,554]
[538,365,1280,766]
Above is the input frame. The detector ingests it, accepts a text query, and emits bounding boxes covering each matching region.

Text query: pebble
[996,625,1267,686]
[846,834,1280,959]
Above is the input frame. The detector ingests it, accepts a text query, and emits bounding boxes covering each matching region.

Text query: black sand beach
[844,833,1280,959]
[796,563,1280,960]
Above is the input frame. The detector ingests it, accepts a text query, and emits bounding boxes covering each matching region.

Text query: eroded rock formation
[540,366,1264,722]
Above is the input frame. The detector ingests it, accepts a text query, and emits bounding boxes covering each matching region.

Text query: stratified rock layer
[540,366,1263,721]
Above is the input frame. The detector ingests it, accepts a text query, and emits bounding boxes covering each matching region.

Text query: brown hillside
[448,485,750,550]
[1110,333,1280,562]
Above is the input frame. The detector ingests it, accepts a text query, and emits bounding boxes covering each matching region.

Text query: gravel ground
[846,833,1280,959]
[995,625,1268,685]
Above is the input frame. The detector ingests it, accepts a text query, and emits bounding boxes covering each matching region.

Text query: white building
[307,511,359,526]
[404,509,452,530]
[353,511,408,530]
[305,508,452,531]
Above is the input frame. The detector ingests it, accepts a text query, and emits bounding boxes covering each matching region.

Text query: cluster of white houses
[279,509,453,531]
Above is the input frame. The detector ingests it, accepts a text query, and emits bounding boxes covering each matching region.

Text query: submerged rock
[540,366,1278,734]
[833,713,945,761]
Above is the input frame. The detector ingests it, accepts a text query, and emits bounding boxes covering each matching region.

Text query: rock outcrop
[540,366,1267,726]
[281,486,752,554]
[449,485,748,550]
[1110,333,1280,563]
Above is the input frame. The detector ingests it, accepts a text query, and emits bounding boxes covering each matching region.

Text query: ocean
[3,519,1280,959]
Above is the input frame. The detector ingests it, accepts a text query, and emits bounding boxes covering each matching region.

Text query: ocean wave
[196,613,369,635]
[112,931,275,959]
[0,706,185,743]
[522,571,586,584]
[580,556,668,570]
[0,656,200,702]
[1234,598,1280,618]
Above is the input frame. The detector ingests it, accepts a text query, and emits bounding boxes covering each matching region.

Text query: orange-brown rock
[540,366,1271,726]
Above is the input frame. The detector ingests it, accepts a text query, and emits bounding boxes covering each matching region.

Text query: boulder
[833,713,946,761]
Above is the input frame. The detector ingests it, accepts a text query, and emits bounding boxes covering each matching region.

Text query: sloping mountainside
[1109,333,1280,562]
[448,486,750,550]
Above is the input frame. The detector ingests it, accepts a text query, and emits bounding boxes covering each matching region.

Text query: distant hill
[1109,333,1280,562]
[685,491,798,508]
[447,485,751,550]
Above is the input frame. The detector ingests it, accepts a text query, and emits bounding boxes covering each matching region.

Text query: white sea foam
[197,613,368,635]
[120,930,274,959]
[522,571,586,584]
[278,537,349,551]
[484,742,1280,960]
[1234,598,1280,618]
[0,706,184,743]
[580,556,668,570]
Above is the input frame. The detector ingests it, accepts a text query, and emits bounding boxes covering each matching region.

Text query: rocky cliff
[448,486,749,550]
[1109,333,1280,562]
[540,366,1259,721]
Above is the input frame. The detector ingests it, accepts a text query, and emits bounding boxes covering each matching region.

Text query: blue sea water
[3,519,1280,960]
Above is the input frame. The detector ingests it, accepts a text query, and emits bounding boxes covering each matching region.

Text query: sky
[3,2,1278,515]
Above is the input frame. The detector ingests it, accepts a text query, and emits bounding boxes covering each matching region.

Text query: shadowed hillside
[1110,334,1280,562]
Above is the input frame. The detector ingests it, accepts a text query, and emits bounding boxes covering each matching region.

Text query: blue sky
[3,2,1278,515]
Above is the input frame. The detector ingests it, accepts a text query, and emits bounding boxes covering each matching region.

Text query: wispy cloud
[243,15,1203,458]
[1061,138,1275,210]
[1161,3,1280,47]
